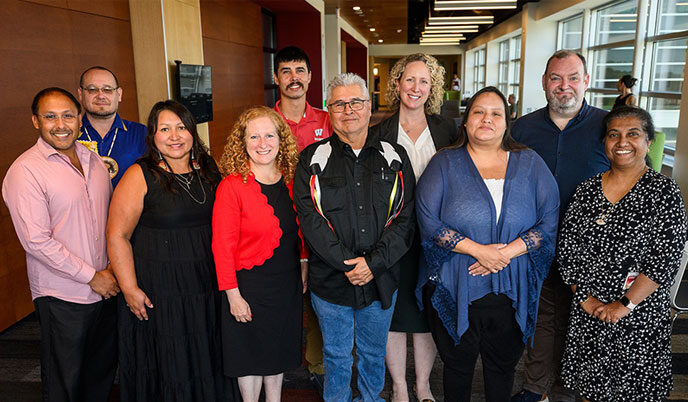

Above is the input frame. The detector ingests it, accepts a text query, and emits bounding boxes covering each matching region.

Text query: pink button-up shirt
[2,138,112,304]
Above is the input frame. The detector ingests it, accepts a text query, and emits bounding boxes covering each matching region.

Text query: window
[498,40,509,95]
[655,0,688,35]
[592,0,638,46]
[559,14,583,50]
[587,1,638,111]
[509,35,521,99]
[262,9,278,107]
[640,0,688,163]
[472,47,486,94]
[497,35,521,100]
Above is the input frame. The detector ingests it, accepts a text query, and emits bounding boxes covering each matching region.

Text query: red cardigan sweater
[212,173,307,290]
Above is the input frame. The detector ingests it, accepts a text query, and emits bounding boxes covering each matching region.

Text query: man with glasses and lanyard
[77,66,146,187]
[294,73,415,401]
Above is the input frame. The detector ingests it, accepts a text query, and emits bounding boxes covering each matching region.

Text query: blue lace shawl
[415,147,559,345]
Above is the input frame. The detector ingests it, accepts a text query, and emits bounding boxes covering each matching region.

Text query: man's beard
[546,91,579,114]
[85,105,117,119]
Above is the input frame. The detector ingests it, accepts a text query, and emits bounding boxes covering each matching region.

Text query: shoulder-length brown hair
[449,86,527,152]
[218,106,299,183]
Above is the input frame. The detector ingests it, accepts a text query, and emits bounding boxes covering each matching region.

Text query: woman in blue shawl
[415,87,559,401]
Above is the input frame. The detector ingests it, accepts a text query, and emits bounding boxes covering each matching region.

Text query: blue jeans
[311,291,397,402]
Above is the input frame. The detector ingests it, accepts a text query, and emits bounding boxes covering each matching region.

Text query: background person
[107,100,232,401]
[416,87,559,402]
[272,46,331,393]
[558,106,687,401]
[370,53,456,402]
[612,74,638,109]
[77,66,146,187]
[212,106,306,402]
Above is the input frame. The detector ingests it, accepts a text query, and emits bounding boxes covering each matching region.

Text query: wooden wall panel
[0,0,138,332]
[200,0,264,157]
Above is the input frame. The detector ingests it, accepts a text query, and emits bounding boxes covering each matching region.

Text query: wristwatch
[619,295,637,310]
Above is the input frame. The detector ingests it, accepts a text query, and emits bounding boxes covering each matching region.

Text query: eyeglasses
[327,99,368,113]
[39,113,78,123]
[80,86,118,96]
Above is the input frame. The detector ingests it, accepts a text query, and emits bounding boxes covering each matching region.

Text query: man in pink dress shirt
[2,87,119,402]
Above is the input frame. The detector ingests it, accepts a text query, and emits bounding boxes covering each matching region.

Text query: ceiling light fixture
[423,27,479,33]
[422,33,467,38]
[396,29,403,33]
[434,0,516,11]
[378,39,384,43]
[428,16,494,25]
[424,25,479,30]
[353,6,361,11]
[420,37,463,42]
[370,27,376,31]
[420,42,461,46]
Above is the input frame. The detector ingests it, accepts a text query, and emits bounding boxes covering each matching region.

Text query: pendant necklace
[172,170,207,205]
[595,167,647,226]
[84,127,119,179]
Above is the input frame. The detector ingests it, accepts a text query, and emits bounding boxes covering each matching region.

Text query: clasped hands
[467,243,512,276]
[344,256,373,286]
[88,263,120,299]
[581,296,630,324]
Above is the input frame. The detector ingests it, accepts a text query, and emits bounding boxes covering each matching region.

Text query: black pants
[424,285,525,402]
[34,296,117,402]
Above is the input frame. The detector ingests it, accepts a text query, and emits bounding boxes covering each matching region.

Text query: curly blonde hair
[385,53,446,115]
[218,106,299,184]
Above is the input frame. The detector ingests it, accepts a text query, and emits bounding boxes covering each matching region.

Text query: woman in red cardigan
[212,106,307,402]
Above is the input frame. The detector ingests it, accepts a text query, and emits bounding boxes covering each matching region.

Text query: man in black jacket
[294,73,416,402]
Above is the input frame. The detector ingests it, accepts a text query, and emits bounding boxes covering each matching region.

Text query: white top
[397,122,436,182]
[484,178,505,222]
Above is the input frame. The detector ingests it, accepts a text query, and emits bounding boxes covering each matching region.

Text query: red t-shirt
[274,100,333,151]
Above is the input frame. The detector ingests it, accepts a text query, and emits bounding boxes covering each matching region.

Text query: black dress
[118,160,237,402]
[612,94,632,109]
[221,178,303,377]
[558,169,687,400]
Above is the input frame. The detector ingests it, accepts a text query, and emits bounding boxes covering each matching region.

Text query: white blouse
[397,122,437,182]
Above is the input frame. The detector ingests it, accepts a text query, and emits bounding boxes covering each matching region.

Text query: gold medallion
[77,140,99,153]
[102,156,119,179]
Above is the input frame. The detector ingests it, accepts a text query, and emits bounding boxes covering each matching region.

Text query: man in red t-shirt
[272,46,331,395]
[273,46,332,152]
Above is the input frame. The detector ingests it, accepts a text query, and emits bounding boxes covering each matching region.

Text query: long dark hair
[140,100,220,192]
[449,86,527,152]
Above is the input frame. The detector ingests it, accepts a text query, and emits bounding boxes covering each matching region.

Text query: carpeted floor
[3,311,688,401]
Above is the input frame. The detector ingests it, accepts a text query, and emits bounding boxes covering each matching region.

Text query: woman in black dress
[370,53,457,402]
[212,106,306,402]
[107,100,236,401]
[612,74,637,109]
[558,106,687,400]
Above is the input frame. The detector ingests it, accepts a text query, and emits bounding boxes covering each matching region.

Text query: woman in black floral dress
[558,106,687,401]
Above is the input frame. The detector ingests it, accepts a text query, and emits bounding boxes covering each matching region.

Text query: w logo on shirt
[314,129,323,138]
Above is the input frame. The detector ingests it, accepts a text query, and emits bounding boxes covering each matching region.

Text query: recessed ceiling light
[370,28,376,32]
[396,29,403,33]
[378,39,384,43]
[353,6,361,11]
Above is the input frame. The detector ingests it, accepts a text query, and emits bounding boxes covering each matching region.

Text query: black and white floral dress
[557,169,687,401]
